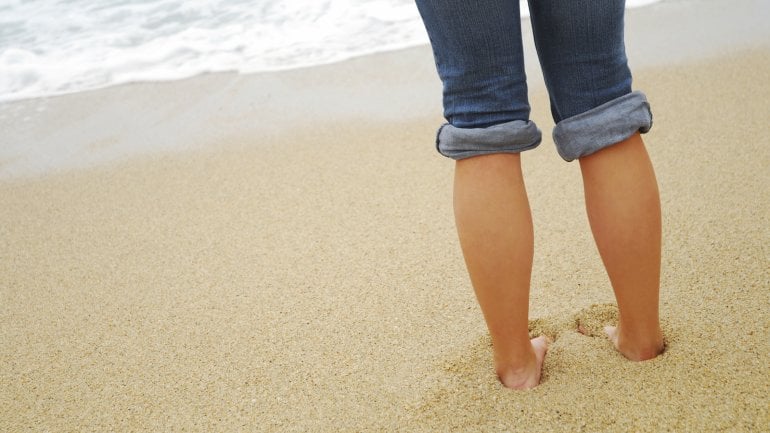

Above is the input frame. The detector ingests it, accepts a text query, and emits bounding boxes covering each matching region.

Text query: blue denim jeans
[416,0,652,161]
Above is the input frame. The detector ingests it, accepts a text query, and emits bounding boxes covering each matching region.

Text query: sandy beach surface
[2,1,769,432]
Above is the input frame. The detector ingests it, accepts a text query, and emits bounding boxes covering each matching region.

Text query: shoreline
[0,0,681,106]
[2,0,770,181]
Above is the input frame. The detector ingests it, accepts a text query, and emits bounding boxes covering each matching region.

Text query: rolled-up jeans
[415,0,652,161]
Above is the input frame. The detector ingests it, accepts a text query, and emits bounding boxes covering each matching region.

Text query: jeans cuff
[436,120,542,160]
[552,91,653,162]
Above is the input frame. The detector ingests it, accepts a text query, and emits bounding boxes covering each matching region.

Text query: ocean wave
[0,0,662,103]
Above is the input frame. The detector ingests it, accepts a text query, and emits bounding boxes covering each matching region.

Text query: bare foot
[604,325,664,361]
[495,336,549,390]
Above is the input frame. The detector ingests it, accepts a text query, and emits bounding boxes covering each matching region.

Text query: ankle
[494,344,535,373]
[616,325,664,361]
[618,341,664,361]
[495,350,536,388]
[493,336,549,389]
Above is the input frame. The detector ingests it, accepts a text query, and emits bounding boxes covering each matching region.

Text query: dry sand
[2,6,770,433]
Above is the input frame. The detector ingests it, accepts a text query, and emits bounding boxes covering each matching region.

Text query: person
[415,0,665,390]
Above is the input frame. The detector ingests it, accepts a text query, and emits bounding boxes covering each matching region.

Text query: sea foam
[0,0,662,103]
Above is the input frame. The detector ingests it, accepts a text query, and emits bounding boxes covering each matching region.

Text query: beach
[1,1,769,432]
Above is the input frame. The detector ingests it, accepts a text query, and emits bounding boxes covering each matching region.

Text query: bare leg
[579,133,665,361]
[453,153,548,389]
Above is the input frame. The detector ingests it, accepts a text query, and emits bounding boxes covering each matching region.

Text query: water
[0,0,663,103]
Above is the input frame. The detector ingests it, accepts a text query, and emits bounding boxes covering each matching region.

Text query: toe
[531,336,549,363]
[604,326,619,347]
[532,335,549,348]
[604,325,616,338]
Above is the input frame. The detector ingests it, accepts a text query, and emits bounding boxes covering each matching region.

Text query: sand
[1,2,769,432]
